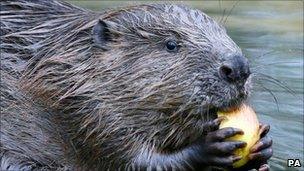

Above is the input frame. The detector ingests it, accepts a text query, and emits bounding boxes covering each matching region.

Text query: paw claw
[250,141,263,153]
[259,123,270,137]
[232,155,242,162]
[248,148,272,161]
[250,136,272,153]
[258,164,270,171]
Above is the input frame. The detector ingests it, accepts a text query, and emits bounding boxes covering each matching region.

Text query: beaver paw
[233,123,273,171]
[195,118,247,168]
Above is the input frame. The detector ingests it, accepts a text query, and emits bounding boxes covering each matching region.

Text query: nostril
[219,55,250,83]
[220,65,232,76]
[219,65,233,81]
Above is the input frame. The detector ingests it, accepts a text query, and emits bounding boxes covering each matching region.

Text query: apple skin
[218,104,260,168]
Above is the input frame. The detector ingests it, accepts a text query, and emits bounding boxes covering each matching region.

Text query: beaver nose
[219,55,250,83]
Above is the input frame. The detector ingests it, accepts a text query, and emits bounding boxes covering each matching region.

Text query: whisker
[255,81,280,112]
[251,62,299,70]
[253,72,296,96]
[218,0,222,15]
[247,50,278,64]
[206,101,210,122]
[224,0,240,24]
[218,0,222,22]
[221,8,227,24]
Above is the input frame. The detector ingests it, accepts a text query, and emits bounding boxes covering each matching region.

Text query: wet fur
[1,0,250,170]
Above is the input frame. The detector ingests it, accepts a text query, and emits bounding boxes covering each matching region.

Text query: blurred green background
[67,1,303,170]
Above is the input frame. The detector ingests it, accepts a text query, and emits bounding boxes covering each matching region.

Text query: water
[68,1,303,170]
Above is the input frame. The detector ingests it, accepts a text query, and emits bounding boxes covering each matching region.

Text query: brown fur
[1,0,250,170]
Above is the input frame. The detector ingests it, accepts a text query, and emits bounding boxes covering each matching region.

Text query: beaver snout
[219,55,251,83]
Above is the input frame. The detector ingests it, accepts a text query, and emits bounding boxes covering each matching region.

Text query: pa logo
[287,159,302,167]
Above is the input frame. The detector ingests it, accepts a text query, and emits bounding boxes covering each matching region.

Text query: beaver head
[22,3,251,170]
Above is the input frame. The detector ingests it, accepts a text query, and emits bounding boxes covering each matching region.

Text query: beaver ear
[92,19,111,49]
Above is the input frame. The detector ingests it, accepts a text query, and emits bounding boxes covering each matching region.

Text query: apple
[218,104,260,168]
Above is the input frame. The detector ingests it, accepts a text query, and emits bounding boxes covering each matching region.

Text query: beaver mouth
[214,90,248,111]
[176,92,248,122]
[197,94,247,122]
[216,97,245,113]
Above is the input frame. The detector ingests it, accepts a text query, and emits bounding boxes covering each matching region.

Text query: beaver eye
[165,40,178,52]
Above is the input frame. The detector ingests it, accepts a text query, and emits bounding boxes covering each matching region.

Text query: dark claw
[233,155,242,163]
[210,141,247,155]
[249,148,273,161]
[258,164,270,171]
[250,136,272,153]
[209,155,241,167]
[211,127,244,141]
[259,124,270,138]
[203,117,226,133]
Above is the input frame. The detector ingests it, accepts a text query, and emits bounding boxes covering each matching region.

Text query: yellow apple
[217,104,260,168]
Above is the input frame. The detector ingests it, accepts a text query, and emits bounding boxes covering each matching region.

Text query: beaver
[0,0,273,170]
